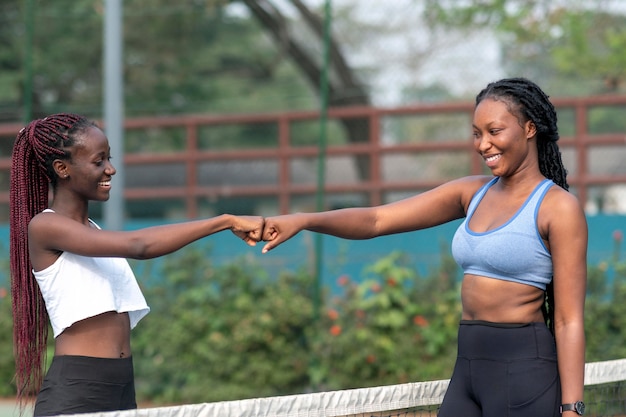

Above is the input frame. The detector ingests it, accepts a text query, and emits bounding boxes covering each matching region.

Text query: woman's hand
[230,215,265,246]
[261,214,305,253]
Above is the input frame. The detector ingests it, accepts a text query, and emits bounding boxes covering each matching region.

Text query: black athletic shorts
[34,355,137,417]
[438,320,560,417]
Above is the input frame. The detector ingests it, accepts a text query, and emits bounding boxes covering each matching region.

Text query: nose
[474,133,491,154]
[105,160,116,176]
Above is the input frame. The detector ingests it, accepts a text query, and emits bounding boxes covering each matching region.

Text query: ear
[52,159,70,180]
[525,120,537,140]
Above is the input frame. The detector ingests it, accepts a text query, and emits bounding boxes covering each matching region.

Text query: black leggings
[438,320,560,417]
[34,355,137,417]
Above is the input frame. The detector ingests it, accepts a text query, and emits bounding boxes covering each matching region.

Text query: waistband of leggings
[460,319,534,328]
[457,320,555,360]
[47,355,135,383]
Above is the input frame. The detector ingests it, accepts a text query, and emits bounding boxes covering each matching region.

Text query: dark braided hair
[9,113,97,403]
[475,77,568,333]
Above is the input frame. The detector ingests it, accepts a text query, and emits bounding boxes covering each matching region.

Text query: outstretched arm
[261,176,484,253]
[261,208,377,253]
[29,213,264,265]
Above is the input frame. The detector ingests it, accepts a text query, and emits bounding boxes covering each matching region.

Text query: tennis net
[53,358,626,416]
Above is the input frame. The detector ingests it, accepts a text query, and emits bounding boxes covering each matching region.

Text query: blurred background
[1,0,626,221]
[0,0,626,409]
[3,0,626,117]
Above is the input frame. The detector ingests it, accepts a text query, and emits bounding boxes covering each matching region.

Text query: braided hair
[475,77,568,333]
[9,114,97,402]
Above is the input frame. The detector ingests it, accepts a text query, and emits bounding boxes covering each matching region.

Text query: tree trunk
[242,0,372,182]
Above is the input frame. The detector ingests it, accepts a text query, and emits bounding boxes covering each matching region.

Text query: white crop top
[33,210,150,338]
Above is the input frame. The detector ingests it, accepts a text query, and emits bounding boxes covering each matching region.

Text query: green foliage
[0,243,15,397]
[0,284,15,397]
[0,0,317,121]
[131,245,315,404]
[584,255,626,362]
[551,11,626,87]
[131,247,463,404]
[311,251,461,391]
[423,1,626,95]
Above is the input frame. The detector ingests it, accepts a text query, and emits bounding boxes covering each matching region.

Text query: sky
[323,0,504,104]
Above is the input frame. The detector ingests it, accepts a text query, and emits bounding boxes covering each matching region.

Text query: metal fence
[1,95,625,221]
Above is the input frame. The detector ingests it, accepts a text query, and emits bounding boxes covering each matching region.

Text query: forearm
[301,208,379,239]
[128,214,234,259]
[555,320,585,404]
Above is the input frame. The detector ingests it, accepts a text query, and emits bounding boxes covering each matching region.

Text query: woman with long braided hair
[10,113,264,416]
[261,78,587,417]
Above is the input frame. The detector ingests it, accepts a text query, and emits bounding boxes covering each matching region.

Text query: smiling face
[472,97,537,178]
[60,126,116,201]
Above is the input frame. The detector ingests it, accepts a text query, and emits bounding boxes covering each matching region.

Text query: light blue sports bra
[451,177,554,290]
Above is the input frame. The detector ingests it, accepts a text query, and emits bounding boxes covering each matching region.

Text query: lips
[484,154,501,163]
[98,180,111,187]
[483,153,501,169]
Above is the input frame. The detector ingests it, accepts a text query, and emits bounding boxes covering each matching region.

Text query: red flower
[330,324,342,336]
[613,230,623,242]
[413,315,429,327]
[386,277,397,286]
[0,288,6,299]
[366,354,376,364]
[337,275,350,286]
[327,308,339,321]
[371,283,381,293]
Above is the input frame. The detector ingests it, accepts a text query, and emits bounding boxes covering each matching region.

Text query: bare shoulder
[28,211,54,236]
[28,211,91,251]
[29,211,72,236]
[432,175,493,194]
[444,175,495,209]
[541,184,588,233]
[454,175,494,189]
[28,212,71,270]
[426,175,494,217]
[544,185,586,217]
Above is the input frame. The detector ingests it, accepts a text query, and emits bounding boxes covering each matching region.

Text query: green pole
[309,0,331,390]
[22,0,35,123]
[314,0,331,322]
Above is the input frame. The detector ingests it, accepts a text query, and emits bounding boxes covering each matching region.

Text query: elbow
[357,230,379,240]
[553,315,585,336]
[128,239,151,260]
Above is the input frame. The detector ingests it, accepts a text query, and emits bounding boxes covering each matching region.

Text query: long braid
[475,77,568,333]
[9,114,95,404]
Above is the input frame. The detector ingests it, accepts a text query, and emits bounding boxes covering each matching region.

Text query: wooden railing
[1,94,625,220]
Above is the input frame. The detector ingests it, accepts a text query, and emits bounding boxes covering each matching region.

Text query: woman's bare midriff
[54,311,132,358]
[461,275,546,323]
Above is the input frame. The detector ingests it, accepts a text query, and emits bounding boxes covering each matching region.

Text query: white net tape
[585,358,626,386]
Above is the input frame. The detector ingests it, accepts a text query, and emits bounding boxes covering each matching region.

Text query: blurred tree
[0,0,318,121]
[122,0,317,116]
[241,0,372,178]
[5,0,626,123]
[0,2,25,122]
[423,0,626,95]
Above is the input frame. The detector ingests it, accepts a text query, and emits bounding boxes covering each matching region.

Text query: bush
[131,247,463,404]
[584,259,626,362]
[311,251,461,391]
[131,245,315,404]
[0,283,15,397]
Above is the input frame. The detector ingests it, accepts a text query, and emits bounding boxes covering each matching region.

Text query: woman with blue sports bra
[9,114,265,416]
[261,78,588,417]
